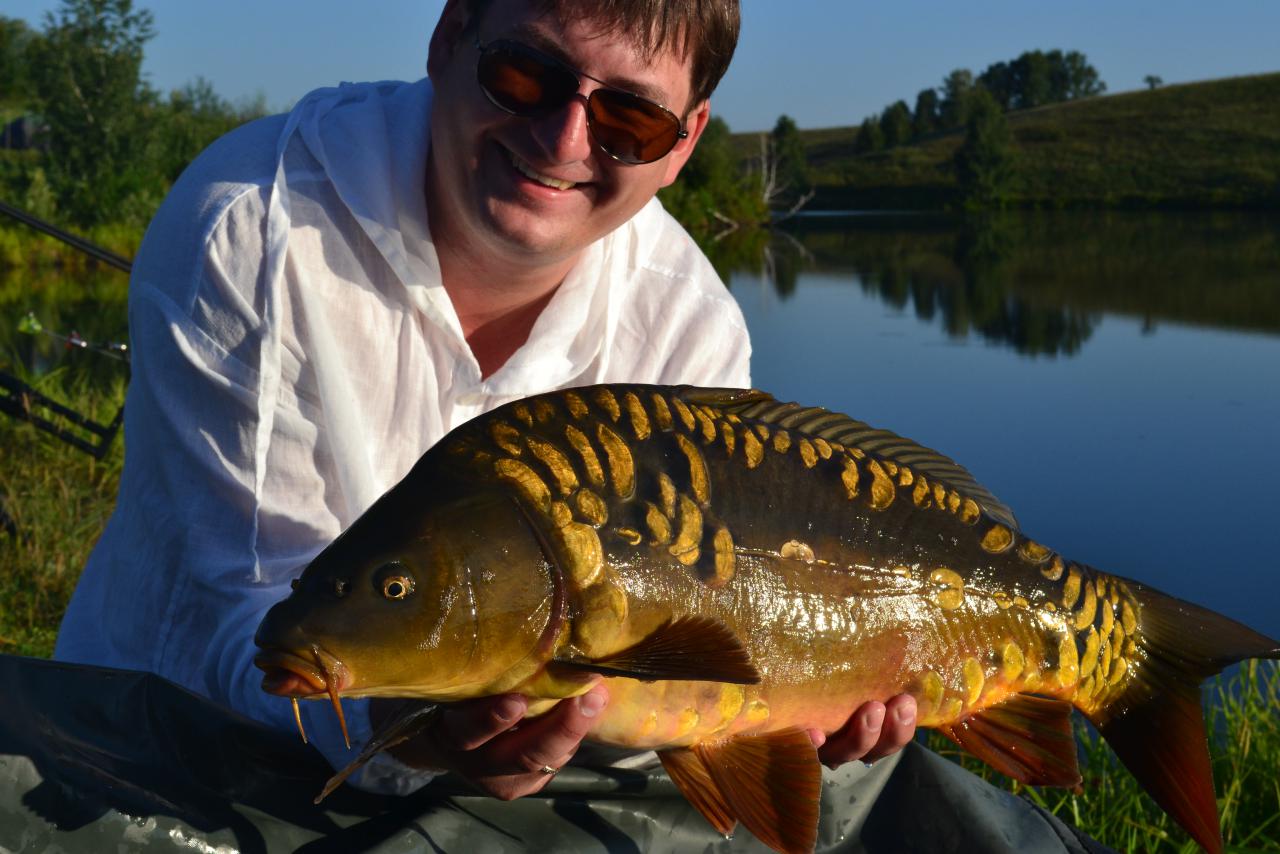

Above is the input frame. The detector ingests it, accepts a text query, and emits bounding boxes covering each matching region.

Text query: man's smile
[507,147,581,191]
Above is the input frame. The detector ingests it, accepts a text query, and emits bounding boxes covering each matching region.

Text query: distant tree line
[855,50,1106,154]
[1,0,267,229]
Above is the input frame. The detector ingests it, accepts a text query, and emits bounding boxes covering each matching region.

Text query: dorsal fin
[674,386,1018,529]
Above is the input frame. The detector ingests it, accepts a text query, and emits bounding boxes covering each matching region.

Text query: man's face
[426,0,709,268]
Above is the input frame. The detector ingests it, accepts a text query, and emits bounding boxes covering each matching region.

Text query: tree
[853,116,884,153]
[954,89,1015,210]
[657,115,765,233]
[25,0,159,226]
[879,100,912,148]
[976,61,1015,110]
[1144,74,1163,90]
[912,88,939,138]
[1063,50,1105,99]
[939,69,975,128]
[1011,50,1052,109]
[0,16,36,106]
[769,114,810,198]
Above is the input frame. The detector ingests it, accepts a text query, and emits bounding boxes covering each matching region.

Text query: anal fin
[658,748,737,838]
[694,727,821,854]
[939,693,1082,788]
[554,615,761,684]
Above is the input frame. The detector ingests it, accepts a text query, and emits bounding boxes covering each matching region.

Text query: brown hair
[463,0,740,110]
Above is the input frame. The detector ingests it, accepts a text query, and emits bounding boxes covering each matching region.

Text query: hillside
[762,72,1280,210]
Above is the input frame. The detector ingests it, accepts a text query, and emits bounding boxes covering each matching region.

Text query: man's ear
[660,99,712,188]
[427,0,475,79]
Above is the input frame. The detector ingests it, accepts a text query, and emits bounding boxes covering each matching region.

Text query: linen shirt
[53,78,751,785]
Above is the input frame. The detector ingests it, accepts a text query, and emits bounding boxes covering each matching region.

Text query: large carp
[255,385,1278,854]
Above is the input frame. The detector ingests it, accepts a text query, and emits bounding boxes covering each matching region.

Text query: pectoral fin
[938,693,1082,788]
[693,727,822,854]
[554,615,761,684]
[316,701,440,804]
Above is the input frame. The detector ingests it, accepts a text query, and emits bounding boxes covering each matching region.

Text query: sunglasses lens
[476,40,684,165]
[588,90,682,164]
[478,42,578,115]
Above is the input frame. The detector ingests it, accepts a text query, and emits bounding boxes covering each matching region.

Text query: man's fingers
[862,694,917,763]
[488,684,608,774]
[818,700,885,768]
[437,694,527,751]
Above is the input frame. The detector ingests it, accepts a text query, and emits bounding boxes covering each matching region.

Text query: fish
[254,384,1279,854]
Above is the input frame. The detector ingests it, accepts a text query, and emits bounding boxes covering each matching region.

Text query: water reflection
[714,211,1280,356]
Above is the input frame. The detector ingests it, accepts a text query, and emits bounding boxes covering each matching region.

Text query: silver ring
[539,764,559,776]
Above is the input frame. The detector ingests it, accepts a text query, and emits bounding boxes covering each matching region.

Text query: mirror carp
[255,385,1279,854]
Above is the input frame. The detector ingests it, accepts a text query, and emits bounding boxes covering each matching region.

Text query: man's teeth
[510,151,577,190]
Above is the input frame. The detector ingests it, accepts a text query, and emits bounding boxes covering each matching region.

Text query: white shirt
[54,78,751,785]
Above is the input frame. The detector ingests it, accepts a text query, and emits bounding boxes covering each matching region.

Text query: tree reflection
[715,211,1280,357]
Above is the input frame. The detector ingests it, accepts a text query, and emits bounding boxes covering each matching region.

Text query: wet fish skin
[254,384,1279,854]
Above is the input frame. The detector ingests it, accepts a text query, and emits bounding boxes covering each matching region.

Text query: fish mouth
[254,646,354,748]
[255,649,332,697]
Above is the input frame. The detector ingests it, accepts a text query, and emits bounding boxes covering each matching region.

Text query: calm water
[3,213,1278,639]
[729,212,1280,639]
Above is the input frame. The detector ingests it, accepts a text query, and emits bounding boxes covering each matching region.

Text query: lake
[3,211,1278,640]
[728,211,1280,640]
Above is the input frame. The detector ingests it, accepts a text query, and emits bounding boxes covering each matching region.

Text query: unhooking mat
[0,655,1114,853]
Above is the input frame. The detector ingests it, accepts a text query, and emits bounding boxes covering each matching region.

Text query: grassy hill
[762,72,1280,210]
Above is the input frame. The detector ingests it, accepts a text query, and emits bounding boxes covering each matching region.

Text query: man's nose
[528,93,594,164]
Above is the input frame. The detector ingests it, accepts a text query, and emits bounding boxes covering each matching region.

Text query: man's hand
[375,682,609,800]
[376,686,915,797]
[808,694,918,769]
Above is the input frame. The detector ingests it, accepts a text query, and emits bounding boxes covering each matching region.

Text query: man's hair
[464,0,740,110]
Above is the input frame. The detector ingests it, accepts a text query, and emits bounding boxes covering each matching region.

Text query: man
[55,0,916,801]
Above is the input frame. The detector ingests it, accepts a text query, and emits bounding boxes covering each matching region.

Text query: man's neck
[426,169,581,379]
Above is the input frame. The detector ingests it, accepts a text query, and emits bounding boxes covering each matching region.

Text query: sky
[8,1,1280,132]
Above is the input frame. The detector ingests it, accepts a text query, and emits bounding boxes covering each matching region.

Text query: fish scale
[255,384,1280,854]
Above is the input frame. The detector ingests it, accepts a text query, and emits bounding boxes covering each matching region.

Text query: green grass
[0,366,124,657]
[925,660,1280,852]
[769,72,1280,209]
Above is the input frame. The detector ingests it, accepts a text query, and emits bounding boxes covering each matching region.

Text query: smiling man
[55,0,916,805]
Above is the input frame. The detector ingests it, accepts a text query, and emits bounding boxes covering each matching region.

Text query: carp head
[254,461,560,742]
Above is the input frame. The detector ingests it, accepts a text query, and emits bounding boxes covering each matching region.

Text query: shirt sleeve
[54,163,376,784]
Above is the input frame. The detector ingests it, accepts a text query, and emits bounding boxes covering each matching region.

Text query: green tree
[1063,50,1105,99]
[939,69,975,128]
[912,88,939,138]
[0,16,36,107]
[658,115,765,233]
[1011,50,1052,109]
[879,100,912,147]
[25,0,159,226]
[954,89,1015,210]
[770,114,809,197]
[1144,74,1163,91]
[155,78,266,184]
[853,116,884,153]
[976,61,1015,110]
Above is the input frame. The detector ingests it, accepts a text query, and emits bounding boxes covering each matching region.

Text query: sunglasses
[474,34,689,165]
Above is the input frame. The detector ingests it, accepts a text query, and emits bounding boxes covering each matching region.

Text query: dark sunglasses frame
[474,34,689,165]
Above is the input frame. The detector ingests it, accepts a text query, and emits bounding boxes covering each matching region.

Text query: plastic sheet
[0,655,1113,852]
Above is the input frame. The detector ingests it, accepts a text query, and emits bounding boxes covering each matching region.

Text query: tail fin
[1085,580,1280,854]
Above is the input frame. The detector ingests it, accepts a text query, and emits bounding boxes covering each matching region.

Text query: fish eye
[382,576,415,600]
[333,578,350,598]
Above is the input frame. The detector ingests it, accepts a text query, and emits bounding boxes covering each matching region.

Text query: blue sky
[9,1,1279,132]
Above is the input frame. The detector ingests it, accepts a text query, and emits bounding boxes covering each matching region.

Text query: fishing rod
[1,199,131,459]
[0,200,132,273]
